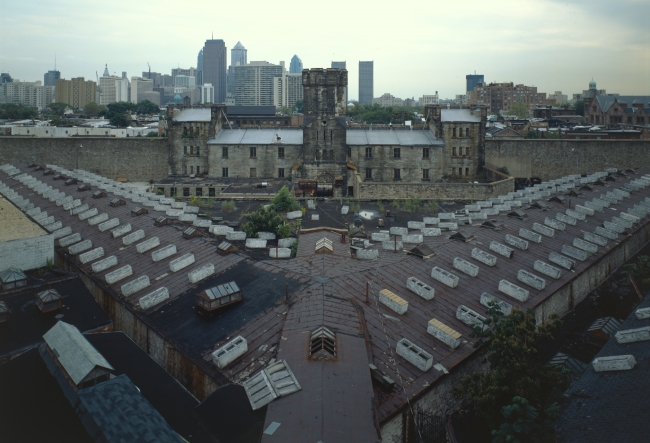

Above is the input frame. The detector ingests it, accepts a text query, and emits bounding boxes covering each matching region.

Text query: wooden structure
[35,165,44,171]
[131,206,148,216]
[183,227,202,239]
[154,216,170,227]
[43,169,53,175]
[54,174,64,180]
[92,191,107,199]
[110,198,125,207]
[217,241,236,255]
[36,288,62,313]
[65,178,78,186]
[196,281,242,319]
[77,184,91,192]
[315,237,334,254]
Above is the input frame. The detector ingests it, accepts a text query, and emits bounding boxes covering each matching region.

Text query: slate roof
[346,129,443,146]
[173,108,211,122]
[77,374,184,443]
[43,321,114,385]
[595,95,650,113]
[441,108,481,123]
[209,128,303,145]
[556,294,650,442]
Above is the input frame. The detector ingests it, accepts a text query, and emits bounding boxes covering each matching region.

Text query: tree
[145,131,158,137]
[83,102,106,117]
[492,397,560,443]
[270,186,300,212]
[106,101,136,116]
[0,104,38,120]
[546,131,561,139]
[293,99,304,113]
[574,100,584,116]
[47,102,69,117]
[109,113,131,127]
[509,102,530,119]
[524,130,538,139]
[241,207,285,238]
[135,100,159,115]
[453,305,570,442]
[279,106,292,116]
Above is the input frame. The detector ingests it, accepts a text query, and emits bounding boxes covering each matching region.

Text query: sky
[1,0,649,101]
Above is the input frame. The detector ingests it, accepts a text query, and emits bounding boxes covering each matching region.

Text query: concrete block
[408,221,425,230]
[406,276,435,300]
[422,228,441,237]
[139,287,170,310]
[620,212,640,224]
[532,259,561,279]
[52,226,72,240]
[584,232,607,247]
[456,305,487,330]
[379,289,408,314]
[69,239,92,255]
[170,253,195,272]
[70,204,89,215]
[179,213,197,222]
[489,241,514,258]
[465,205,481,212]
[427,318,461,349]
[592,355,636,372]
[79,247,104,264]
[311,214,319,221]
[211,225,234,235]
[562,244,588,261]
[390,227,409,236]
[599,194,617,204]
[532,223,554,238]
[98,218,120,232]
[38,216,55,227]
[548,251,575,270]
[493,205,508,212]
[269,248,292,258]
[246,238,267,248]
[257,232,276,240]
[33,211,48,221]
[612,189,630,198]
[59,233,82,247]
[154,205,169,212]
[472,212,488,220]
[544,217,566,231]
[519,228,542,244]
[123,229,145,246]
[402,234,423,244]
[505,234,528,251]
[480,292,513,315]
[574,205,594,216]
[121,275,150,297]
[44,221,63,232]
[184,205,199,214]
[286,210,302,219]
[556,212,577,225]
[136,237,160,253]
[614,326,650,344]
[278,238,296,247]
[423,217,439,225]
[26,207,42,217]
[431,266,459,288]
[171,202,186,209]
[372,232,390,241]
[78,208,98,221]
[142,200,156,207]
[212,336,248,369]
[584,201,604,212]
[193,219,212,228]
[226,231,246,241]
[498,279,529,302]
[357,249,379,259]
[396,338,433,372]
[438,222,458,230]
[56,195,73,207]
[453,257,479,277]
[517,269,546,290]
[483,208,498,216]
[160,198,174,204]
[604,221,625,234]
[595,226,618,240]
[635,307,650,320]
[438,212,455,220]
[471,248,497,266]
[88,213,109,226]
[573,238,598,253]
[188,263,215,283]
[382,240,403,250]
[111,224,132,238]
[105,265,133,284]
[606,191,623,201]
[152,244,177,262]
[489,197,504,204]
[611,216,632,229]
[166,209,183,217]
[341,205,349,214]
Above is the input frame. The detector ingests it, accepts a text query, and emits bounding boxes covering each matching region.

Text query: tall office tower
[289,55,303,74]
[466,74,484,93]
[55,78,97,108]
[44,70,60,87]
[201,83,214,104]
[358,61,373,105]
[131,77,154,104]
[232,61,283,106]
[231,41,247,67]
[197,49,203,72]
[171,67,202,86]
[331,61,348,102]
[273,73,304,109]
[203,39,227,103]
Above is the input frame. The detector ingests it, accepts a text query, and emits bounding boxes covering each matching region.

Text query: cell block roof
[440,108,481,123]
[209,128,304,145]
[173,108,211,122]
[346,129,442,146]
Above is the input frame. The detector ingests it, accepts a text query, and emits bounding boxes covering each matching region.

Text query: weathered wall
[207,143,302,179]
[354,177,515,201]
[0,233,54,271]
[349,143,444,182]
[486,139,650,180]
[0,137,170,181]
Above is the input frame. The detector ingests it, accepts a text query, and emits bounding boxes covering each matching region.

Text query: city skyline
[1,0,648,101]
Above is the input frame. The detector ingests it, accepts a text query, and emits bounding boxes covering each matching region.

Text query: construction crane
[147,62,151,79]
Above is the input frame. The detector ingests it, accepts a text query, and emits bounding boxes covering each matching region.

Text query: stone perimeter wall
[0,137,169,182]
[485,139,650,180]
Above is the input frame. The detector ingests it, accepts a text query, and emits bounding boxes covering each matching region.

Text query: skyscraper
[232,61,283,106]
[359,61,373,105]
[331,61,347,103]
[44,70,60,87]
[466,74,484,93]
[231,42,247,67]
[197,49,203,72]
[202,39,227,103]
[290,55,303,74]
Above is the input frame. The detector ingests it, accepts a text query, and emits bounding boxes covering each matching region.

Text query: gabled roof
[173,108,211,122]
[596,95,650,113]
[42,321,114,385]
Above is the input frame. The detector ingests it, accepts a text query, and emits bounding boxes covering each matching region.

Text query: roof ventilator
[531,201,550,210]
[507,209,527,219]
[481,219,504,230]
[450,230,475,242]
[549,195,566,204]
[309,326,337,361]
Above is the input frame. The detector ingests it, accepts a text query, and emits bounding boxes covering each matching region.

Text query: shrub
[271,186,300,212]
[221,200,235,212]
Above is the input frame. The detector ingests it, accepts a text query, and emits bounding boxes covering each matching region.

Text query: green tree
[524,130,538,139]
[270,186,300,212]
[453,305,569,441]
[110,113,131,127]
[574,100,584,116]
[279,106,292,116]
[242,207,285,238]
[47,102,70,116]
[293,99,304,113]
[492,397,560,443]
[0,104,38,120]
[106,101,136,116]
[509,102,531,119]
[135,100,159,115]
[145,131,158,137]
[546,131,561,139]
[83,102,106,117]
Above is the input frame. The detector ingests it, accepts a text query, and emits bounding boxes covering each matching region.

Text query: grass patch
[221,200,235,212]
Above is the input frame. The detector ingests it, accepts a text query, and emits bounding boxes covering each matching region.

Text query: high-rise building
[201,83,214,104]
[466,74,484,93]
[419,93,439,106]
[467,82,553,114]
[99,69,129,105]
[0,73,13,84]
[232,61,283,106]
[131,77,154,104]
[171,67,202,86]
[197,49,203,72]
[331,61,348,103]
[231,42,247,68]
[202,39,227,103]
[290,55,303,74]
[44,70,60,87]
[2,81,54,110]
[174,75,196,89]
[55,78,96,109]
[273,73,304,109]
[359,61,373,105]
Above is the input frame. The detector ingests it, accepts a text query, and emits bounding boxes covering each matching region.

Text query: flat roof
[346,129,443,146]
[209,128,303,145]
[173,108,211,122]
[0,196,46,242]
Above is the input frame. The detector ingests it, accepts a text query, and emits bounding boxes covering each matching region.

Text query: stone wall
[207,143,302,179]
[353,176,515,201]
[0,233,54,271]
[485,139,650,180]
[0,137,169,181]
[349,142,444,182]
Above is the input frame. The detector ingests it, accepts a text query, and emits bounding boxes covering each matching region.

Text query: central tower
[301,68,348,197]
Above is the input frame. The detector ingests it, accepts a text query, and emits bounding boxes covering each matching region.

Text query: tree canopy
[83,102,106,117]
[109,113,131,128]
[135,100,159,115]
[293,99,304,113]
[346,104,422,124]
[573,100,584,116]
[46,102,70,117]
[0,104,38,120]
[509,102,531,119]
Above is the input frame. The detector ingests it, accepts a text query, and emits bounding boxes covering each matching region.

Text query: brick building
[583,95,650,128]
[468,82,554,114]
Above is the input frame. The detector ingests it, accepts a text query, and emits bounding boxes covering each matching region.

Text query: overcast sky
[1,0,648,101]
